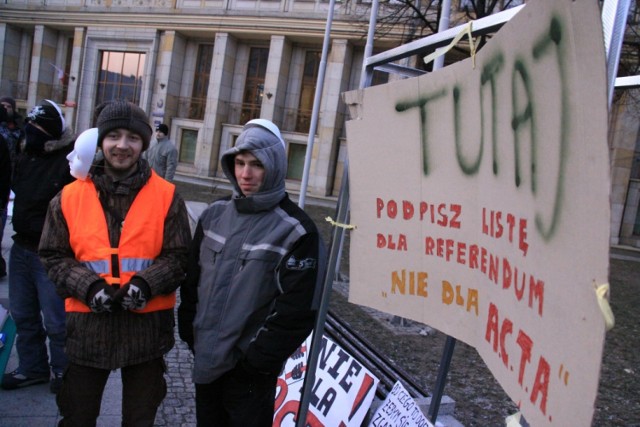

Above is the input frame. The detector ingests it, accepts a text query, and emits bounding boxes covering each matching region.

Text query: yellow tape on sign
[325,216,357,230]
[423,21,477,68]
[595,283,615,331]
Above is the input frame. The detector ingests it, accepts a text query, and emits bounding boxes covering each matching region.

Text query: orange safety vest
[60,172,176,313]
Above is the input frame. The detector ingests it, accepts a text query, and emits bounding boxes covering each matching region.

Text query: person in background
[178,119,325,427]
[0,96,25,163]
[144,123,178,182]
[1,99,74,394]
[0,96,24,277]
[0,105,11,278]
[39,100,191,426]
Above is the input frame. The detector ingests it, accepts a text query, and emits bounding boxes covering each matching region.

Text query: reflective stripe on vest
[61,171,176,313]
[83,258,153,274]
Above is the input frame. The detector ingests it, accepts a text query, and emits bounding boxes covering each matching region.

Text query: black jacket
[0,135,10,208]
[11,128,75,251]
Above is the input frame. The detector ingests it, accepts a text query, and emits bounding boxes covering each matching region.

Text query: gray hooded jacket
[179,123,325,383]
[144,136,178,182]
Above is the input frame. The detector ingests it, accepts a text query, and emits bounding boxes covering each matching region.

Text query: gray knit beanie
[95,100,152,151]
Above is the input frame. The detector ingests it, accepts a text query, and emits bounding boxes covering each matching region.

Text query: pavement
[1,191,639,426]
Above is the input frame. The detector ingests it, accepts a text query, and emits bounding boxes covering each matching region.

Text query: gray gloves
[86,278,152,313]
[87,280,117,313]
[115,282,151,310]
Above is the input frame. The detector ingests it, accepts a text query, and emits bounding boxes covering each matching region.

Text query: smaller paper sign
[368,381,435,427]
[274,334,379,427]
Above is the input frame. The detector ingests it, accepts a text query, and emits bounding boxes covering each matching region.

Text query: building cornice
[0,9,406,43]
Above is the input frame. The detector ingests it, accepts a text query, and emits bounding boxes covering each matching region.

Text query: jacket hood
[44,127,76,153]
[221,123,286,212]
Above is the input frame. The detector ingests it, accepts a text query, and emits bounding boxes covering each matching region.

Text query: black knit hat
[26,99,66,139]
[0,96,16,111]
[95,100,152,151]
[156,123,169,135]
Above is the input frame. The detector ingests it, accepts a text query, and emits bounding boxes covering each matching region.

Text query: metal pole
[295,2,380,425]
[297,0,336,209]
[433,0,452,70]
[601,0,631,107]
[360,0,379,89]
[331,0,379,280]
[427,336,456,423]
[427,2,457,422]
[294,165,350,427]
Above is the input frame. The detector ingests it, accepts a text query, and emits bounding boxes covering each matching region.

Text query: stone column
[150,30,187,128]
[262,35,292,126]
[311,38,352,196]
[63,27,86,128]
[0,24,26,97]
[196,32,237,177]
[28,25,59,106]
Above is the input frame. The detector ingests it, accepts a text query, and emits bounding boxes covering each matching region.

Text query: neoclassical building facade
[0,0,407,199]
[1,0,639,248]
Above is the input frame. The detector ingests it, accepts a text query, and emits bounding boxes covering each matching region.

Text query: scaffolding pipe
[297,0,336,209]
[296,1,360,425]
[601,0,631,107]
[433,0,451,70]
[295,1,380,424]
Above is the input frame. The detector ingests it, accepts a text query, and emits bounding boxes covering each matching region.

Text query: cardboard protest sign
[344,0,610,426]
[274,334,379,426]
[368,381,434,427]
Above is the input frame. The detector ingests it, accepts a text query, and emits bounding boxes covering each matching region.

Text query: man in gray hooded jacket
[178,119,325,427]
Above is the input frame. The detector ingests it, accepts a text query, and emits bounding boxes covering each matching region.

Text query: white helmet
[245,119,286,148]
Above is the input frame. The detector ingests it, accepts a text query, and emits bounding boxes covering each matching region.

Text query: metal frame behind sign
[296,0,634,425]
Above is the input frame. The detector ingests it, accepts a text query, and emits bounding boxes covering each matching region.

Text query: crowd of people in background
[0,97,325,427]
[2,99,74,394]
[0,96,23,278]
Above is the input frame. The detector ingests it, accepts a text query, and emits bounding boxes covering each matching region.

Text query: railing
[218,102,259,125]
[48,85,68,105]
[175,98,316,134]
[177,96,207,120]
[325,309,429,399]
[5,81,28,102]
[3,81,69,106]
[240,103,261,125]
[283,107,314,133]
